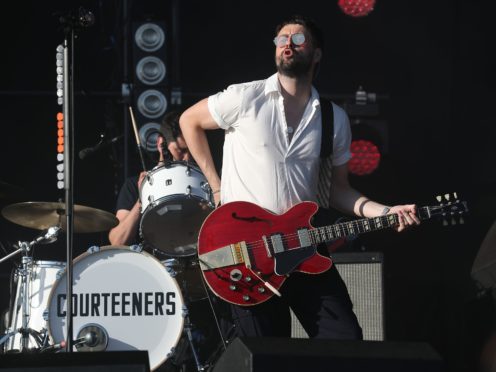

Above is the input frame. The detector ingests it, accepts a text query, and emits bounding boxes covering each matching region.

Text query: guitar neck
[311,206,434,244]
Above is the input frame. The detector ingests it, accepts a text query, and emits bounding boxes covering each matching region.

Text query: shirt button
[287,127,294,134]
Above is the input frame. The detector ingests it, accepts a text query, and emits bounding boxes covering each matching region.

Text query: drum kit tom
[0,162,220,371]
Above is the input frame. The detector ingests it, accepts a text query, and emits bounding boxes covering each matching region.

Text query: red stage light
[348,139,381,175]
[56,113,64,154]
[338,0,376,17]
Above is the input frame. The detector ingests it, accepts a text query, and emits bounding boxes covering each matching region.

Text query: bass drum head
[47,246,184,371]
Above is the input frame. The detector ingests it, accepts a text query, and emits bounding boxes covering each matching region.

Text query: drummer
[108,111,191,246]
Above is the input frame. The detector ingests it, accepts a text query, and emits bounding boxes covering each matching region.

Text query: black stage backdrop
[0,1,494,371]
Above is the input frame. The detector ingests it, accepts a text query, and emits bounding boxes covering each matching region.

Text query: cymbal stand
[0,227,61,351]
[182,305,205,371]
[0,227,60,265]
[163,260,206,371]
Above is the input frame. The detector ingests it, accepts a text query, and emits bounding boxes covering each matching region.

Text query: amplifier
[291,251,384,340]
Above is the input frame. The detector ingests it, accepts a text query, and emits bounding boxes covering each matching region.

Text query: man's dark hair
[160,110,181,145]
[275,15,324,51]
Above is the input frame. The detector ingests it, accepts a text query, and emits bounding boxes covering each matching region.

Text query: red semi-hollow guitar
[197,194,467,306]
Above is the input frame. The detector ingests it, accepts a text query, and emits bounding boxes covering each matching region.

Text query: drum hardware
[200,182,215,208]
[75,323,109,352]
[181,305,207,372]
[158,251,228,369]
[158,250,208,303]
[0,227,61,352]
[0,227,61,266]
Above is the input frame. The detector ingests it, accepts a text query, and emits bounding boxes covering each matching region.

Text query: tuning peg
[436,195,442,203]
[444,193,451,201]
[451,217,457,225]
[443,219,448,226]
[453,192,458,200]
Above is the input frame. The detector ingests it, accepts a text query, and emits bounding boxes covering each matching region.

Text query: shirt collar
[264,73,321,108]
[264,73,280,95]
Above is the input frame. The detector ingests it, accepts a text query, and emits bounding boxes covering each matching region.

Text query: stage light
[135,23,165,52]
[338,0,376,17]
[132,21,168,153]
[348,118,387,176]
[342,85,388,176]
[56,44,64,106]
[138,122,162,152]
[349,139,381,176]
[137,89,167,119]
[56,112,64,189]
[347,118,388,176]
[136,56,166,85]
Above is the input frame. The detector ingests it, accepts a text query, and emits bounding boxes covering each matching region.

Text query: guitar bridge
[232,241,251,268]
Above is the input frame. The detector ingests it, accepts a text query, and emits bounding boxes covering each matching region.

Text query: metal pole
[63,32,74,353]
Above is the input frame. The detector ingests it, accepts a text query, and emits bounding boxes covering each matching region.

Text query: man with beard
[179,15,419,339]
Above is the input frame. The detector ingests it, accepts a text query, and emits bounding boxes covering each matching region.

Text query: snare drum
[5,261,65,351]
[140,162,213,257]
[47,246,184,371]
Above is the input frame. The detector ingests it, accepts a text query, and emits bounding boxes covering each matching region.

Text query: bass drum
[47,246,184,371]
[4,261,65,351]
[140,162,213,257]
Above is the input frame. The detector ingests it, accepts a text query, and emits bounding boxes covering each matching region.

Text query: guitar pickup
[297,228,312,247]
[270,234,284,254]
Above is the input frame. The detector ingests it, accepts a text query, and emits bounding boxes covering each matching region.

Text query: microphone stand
[58,7,95,352]
[62,26,75,354]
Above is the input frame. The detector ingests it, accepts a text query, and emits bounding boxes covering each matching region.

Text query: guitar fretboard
[310,206,433,244]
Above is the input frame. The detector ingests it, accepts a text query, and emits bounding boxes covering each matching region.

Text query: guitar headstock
[429,192,469,226]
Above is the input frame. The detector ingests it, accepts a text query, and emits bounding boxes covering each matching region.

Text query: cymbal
[1,202,118,233]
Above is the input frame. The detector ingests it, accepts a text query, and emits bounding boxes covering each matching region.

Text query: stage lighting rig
[132,21,169,153]
[343,86,388,176]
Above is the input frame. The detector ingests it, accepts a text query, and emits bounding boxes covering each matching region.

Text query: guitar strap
[319,99,334,159]
[316,99,335,208]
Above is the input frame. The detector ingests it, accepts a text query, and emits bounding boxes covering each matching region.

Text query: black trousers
[220,264,363,340]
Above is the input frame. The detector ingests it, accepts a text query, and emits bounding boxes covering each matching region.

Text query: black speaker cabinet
[212,337,443,372]
[291,251,384,340]
[0,351,150,371]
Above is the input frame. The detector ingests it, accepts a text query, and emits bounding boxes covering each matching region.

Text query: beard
[276,50,313,78]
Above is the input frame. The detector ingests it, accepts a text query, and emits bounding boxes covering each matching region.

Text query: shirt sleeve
[332,103,352,166]
[115,176,139,212]
[207,83,245,130]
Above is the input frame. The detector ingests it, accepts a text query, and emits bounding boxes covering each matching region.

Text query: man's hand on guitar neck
[387,204,421,232]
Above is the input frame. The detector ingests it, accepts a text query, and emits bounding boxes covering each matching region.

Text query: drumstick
[128,105,148,173]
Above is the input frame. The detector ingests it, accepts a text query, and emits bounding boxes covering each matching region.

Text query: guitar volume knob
[229,284,237,291]
[243,295,250,302]
[257,287,265,293]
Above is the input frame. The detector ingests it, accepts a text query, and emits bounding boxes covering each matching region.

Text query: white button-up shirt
[208,73,351,214]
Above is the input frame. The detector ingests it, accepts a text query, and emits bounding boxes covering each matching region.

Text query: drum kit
[0,162,220,371]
